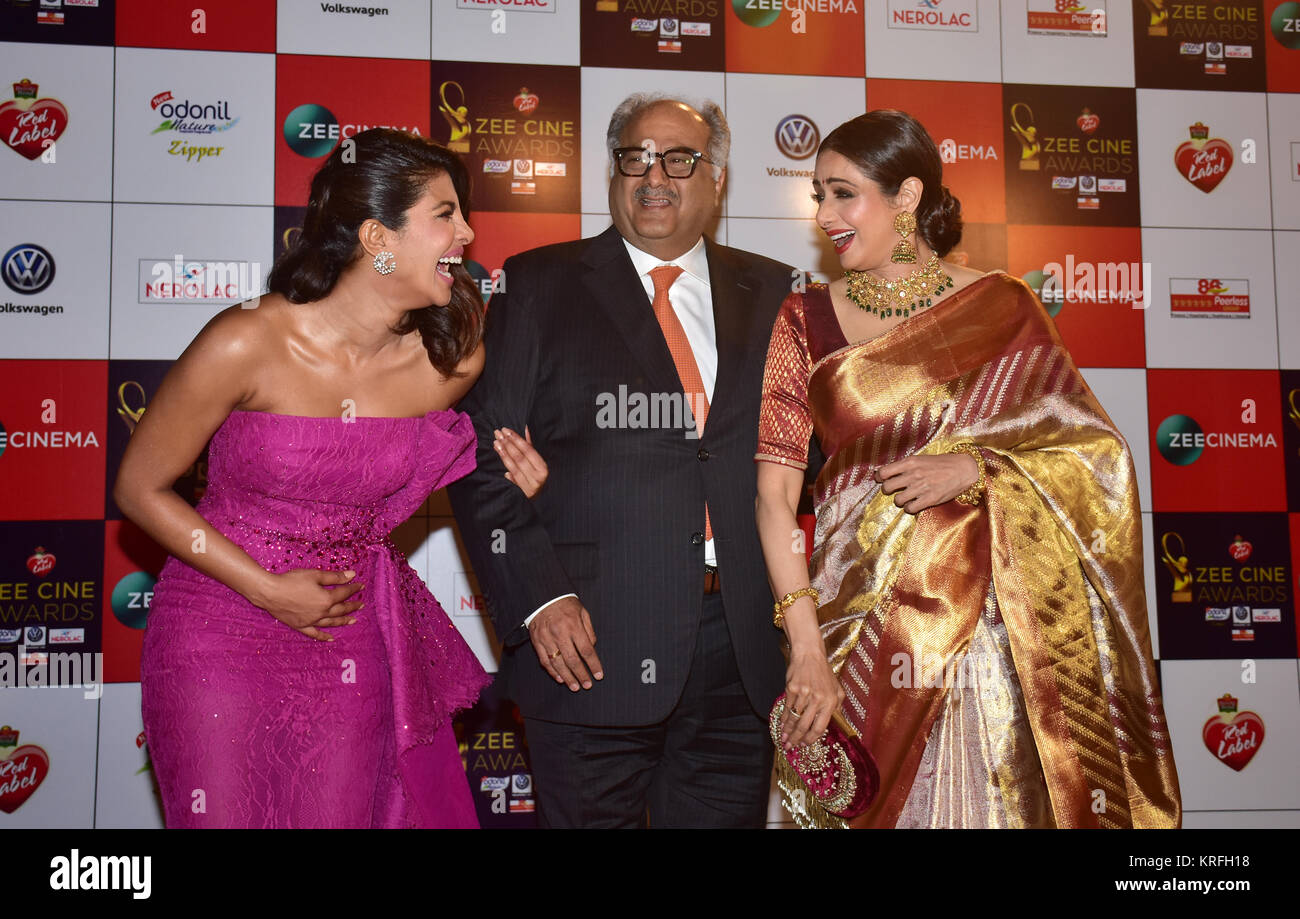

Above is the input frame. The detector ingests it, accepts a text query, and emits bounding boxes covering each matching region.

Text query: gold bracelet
[948,443,986,506]
[773,586,819,629]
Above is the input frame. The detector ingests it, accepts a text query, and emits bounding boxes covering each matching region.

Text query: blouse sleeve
[755,292,813,470]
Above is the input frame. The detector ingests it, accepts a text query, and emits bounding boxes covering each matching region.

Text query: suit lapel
[581,226,684,398]
[705,238,768,435]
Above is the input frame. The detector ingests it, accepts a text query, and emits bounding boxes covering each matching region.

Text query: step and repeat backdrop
[1,0,1299,829]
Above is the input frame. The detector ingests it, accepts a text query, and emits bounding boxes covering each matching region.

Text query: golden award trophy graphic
[116,380,147,434]
[1010,102,1040,171]
[438,81,471,155]
[1288,388,1300,457]
[1160,531,1193,603]
[1140,0,1167,36]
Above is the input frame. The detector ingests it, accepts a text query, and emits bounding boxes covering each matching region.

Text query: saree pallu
[756,274,1181,828]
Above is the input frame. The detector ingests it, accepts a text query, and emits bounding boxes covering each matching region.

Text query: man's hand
[529,596,603,691]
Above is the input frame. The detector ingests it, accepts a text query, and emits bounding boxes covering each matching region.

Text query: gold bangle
[948,443,986,506]
[773,586,819,629]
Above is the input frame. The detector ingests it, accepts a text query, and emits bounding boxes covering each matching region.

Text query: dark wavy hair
[819,110,963,258]
[267,128,482,377]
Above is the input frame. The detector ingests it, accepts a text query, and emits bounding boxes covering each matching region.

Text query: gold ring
[549,649,561,659]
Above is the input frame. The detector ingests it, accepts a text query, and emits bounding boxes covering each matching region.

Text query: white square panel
[1140,228,1278,369]
[1183,809,1300,828]
[113,48,275,206]
[416,518,501,673]
[0,42,113,202]
[0,200,110,360]
[109,203,273,360]
[726,217,834,286]
[1159,659,1300,811]
[1267,93,1300,231]
[723,74,865,220]
[580,68,726,215]
[94,682,165,828]
[0,687,99,828]
[431,0,580,66]
[1136,89,1272,230]
[866,0,1002,83]
[1081,367,1152,512]
[278,0,431,59]
[1001,1,1136,87]
[1276,231,1300,370]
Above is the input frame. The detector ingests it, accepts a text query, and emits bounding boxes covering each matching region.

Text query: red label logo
[512,88,538,114]
[0,744,50,813]
[1202,695,1264,772]
[25,547,55,578]
[1174,122,1233,193]
[1228,535,1252,562]
[0,79,69,161]
[1076,107,1099,134]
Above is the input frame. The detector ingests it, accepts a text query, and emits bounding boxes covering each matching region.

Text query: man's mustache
[634,186,678,203]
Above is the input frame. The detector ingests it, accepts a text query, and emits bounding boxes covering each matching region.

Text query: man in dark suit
[448,94,791,827]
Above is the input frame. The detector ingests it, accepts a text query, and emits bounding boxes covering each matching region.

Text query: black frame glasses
[612,146,715,178]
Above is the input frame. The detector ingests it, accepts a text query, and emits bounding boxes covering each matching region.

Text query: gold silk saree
[756,273,1180,829]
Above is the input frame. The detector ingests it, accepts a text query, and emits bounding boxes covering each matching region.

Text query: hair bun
[921,185,963,258]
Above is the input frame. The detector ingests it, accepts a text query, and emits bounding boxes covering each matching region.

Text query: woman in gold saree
[755,111,1181,829]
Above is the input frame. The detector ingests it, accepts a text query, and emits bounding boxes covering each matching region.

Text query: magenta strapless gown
[140,409,490,828]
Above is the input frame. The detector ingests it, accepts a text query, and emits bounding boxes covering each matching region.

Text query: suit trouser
[523,592,774,828]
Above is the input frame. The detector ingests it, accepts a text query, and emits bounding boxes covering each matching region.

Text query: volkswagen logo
[775,115,820,160]
[2,243,56,295]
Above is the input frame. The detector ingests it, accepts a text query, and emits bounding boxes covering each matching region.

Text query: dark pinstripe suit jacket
[448,225,791,726]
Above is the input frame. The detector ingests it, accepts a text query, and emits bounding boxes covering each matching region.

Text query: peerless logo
[774,114,819,160]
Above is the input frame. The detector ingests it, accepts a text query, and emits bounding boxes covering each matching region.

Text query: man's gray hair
[606,93,729,180]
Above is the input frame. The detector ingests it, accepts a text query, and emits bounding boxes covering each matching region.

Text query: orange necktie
[649,265,711,540]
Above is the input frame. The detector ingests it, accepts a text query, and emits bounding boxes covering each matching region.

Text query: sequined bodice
[187,409,475,573]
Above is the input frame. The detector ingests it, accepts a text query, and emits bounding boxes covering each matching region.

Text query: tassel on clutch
[769,694,879,829]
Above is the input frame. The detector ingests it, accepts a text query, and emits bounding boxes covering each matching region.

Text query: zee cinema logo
[283,103,424,158]
[1156,407,1277,466]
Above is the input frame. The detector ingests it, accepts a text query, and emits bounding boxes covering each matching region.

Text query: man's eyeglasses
[612,146,715,179]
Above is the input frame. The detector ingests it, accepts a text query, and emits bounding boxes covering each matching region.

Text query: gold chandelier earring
[891,211,917,264]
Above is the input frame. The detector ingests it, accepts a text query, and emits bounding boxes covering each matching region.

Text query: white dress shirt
[525,236,719,628]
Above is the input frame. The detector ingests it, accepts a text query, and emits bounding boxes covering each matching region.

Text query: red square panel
[867,79,1006,225]
[1148,369,1287,512]
[116,0,274,52]
[0,361,107,521]
[1006,224,1145,368]
[275,56,431,207]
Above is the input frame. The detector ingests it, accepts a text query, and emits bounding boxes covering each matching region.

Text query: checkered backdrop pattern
[1,0,1298,829]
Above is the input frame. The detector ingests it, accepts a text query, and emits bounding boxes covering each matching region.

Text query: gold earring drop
[891,211,917,264]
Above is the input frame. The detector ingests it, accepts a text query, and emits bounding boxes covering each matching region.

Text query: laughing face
[608,101,724,261]
[812,149,908,273]
[390,171,474,307]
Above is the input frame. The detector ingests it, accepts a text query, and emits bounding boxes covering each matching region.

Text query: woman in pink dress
[116,129,505,828]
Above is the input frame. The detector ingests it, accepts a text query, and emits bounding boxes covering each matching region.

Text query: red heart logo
[0,744,50,813]
[25,548,55,578]
[0,97,68,161]
[1202,710,1264,771]
[1077,112,1099,134]
[1229,539,1252,562]
[1174,138,1233,193]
